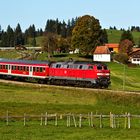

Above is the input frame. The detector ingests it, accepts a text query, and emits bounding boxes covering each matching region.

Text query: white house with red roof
[93,46,111,62]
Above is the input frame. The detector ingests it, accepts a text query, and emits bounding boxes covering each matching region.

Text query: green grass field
[106,29,140,44]
[0,83,140,140]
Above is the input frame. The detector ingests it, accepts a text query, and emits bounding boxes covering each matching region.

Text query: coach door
[8,65,11,74]
[29,66,33,77]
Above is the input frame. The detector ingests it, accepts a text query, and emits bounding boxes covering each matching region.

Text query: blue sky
[0,0,140,31]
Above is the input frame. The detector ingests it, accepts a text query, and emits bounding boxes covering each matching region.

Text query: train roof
[51,60,106,65]
[0,58,50,65]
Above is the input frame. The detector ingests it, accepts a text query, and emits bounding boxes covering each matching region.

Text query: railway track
[0,79,140,95]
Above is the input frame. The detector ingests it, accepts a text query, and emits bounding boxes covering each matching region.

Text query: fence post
[124,112,127,129]
[79,114,82,128]
[88,113,90,127]
[45,112,47,126]
[67,114,70,127]
[55,113,58,126]
[6,110,9,126]
[113,114,116,128]
[110,112,112,128]
[40,113,43,126]
[100,114,102,128]
[128,113,131,129]
[24,113,26,126]
[90,112,93,127]
[72,114,77,127]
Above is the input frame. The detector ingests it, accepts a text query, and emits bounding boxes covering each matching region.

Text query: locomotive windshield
[97,64,108,70]
[97,65,102,70]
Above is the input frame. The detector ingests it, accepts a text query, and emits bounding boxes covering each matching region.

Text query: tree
[6,25,14,47]
[14,23,24,45]
[119,39,133,55]
[42,32,57,59]
[71,15,102,55]
[120,30,134,43]
[57,37,70,53]
[99,29,108,45]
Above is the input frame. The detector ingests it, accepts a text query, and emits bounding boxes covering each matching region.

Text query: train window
[56,64,61,68]
[69,65,73,68]
[88,66,93,70]
[104,65,108,70]
[37,67,39,72]
[97,65,102,70]
[79,65,83,69]
[25,67,29,72]
[40,67,43,72]
[23,66,26,71]
[0,65,2,69]
[63,65,68,68]
[33,67,36,72]
[6,65,8,70]
[51,64,56,68]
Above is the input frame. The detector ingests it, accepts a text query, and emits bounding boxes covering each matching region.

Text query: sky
[0,0,140,31]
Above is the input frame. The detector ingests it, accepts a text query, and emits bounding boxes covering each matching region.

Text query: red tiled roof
[94,46,111,54]
[132,48,140,52]
[105,43,119,48]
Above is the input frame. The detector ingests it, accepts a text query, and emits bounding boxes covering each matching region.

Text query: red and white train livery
[0,58,111,88]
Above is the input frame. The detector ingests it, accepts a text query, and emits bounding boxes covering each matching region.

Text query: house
[129,48,140,65]
[93,46,111,62]
[105,43,119,53]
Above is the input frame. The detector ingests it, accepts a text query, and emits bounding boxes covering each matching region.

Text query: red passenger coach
[49,61,111,88]
[0,58,50,83]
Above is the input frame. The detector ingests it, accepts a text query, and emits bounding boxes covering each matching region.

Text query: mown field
[0,83,140,140]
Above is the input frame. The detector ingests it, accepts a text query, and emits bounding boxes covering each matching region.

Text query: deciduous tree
[71,15,102,55]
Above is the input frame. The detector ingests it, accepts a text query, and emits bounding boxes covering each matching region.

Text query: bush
[113,53,128,64]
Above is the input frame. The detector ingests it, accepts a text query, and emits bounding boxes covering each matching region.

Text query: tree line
[0,18,77,47]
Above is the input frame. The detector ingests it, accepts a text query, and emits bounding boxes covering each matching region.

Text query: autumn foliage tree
[119,39,133,55]
[71,15,102,55]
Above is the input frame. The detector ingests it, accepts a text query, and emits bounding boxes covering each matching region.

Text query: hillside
[34,29,140,46]
[106,29,140,44]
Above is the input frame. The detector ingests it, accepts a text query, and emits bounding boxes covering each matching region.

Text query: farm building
[105,43,119,53]
[129,48,140,65]
[93,46,111,62]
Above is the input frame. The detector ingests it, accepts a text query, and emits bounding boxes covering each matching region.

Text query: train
[0,58,111,88]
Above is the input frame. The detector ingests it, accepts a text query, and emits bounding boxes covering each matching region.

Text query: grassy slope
[108,62,140,91]
[34,29,140,45]
[106,29,140,44]
[0,83,140,140]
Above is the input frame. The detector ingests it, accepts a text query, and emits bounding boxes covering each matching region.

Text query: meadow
[0,82,140,140]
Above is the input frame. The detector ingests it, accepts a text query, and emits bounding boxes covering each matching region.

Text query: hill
[106,29,140,44]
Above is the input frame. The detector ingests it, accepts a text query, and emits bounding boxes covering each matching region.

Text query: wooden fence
[0,111,140,129]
